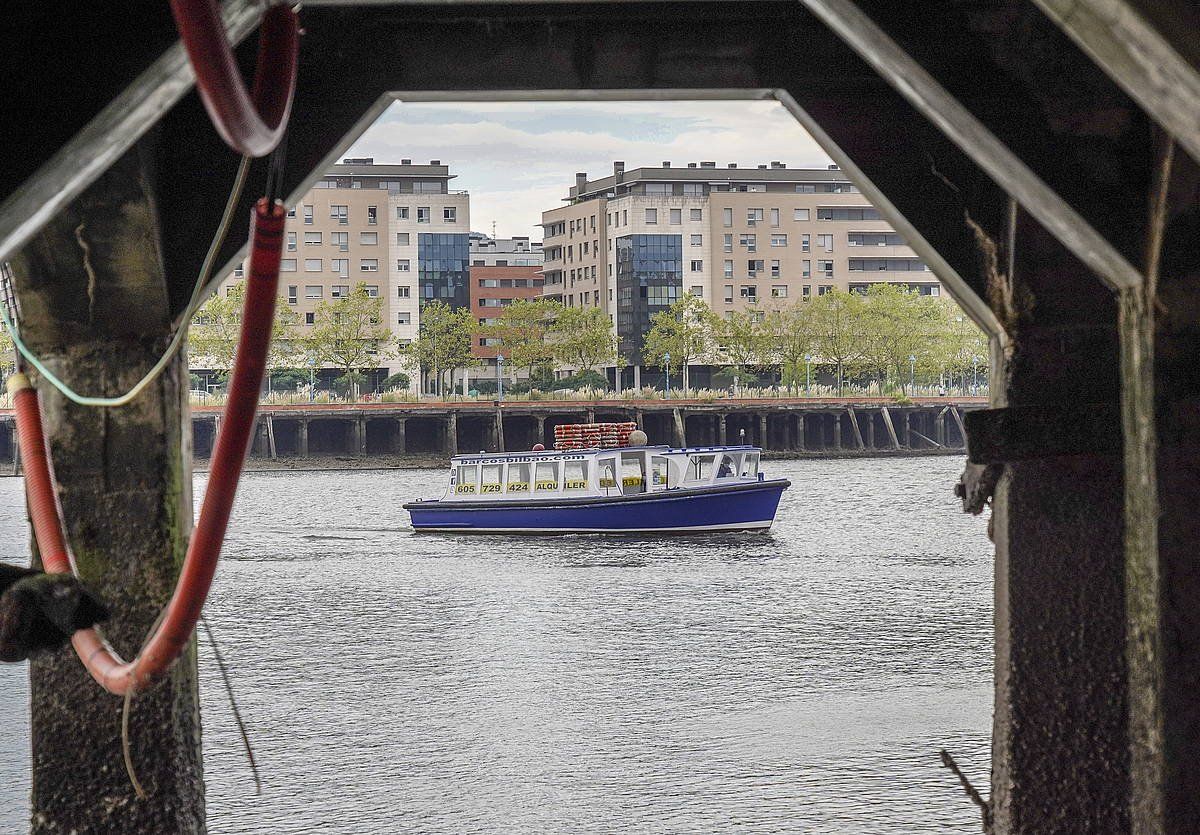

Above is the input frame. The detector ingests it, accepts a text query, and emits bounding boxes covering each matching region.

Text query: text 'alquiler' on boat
[404,422,790,534]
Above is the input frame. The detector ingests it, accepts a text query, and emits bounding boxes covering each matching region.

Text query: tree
[189,281,297,386]
[809,289,866,396]
[0,325,15,378]
[483,298,561,381]
[396,300,477,397]
[761,302,818,394]
[858,284,945,394]
[551,305,615,373]
[716,307,767,392]
[301,283,393,399]
[642,294,718,393]
[937,302,990,392]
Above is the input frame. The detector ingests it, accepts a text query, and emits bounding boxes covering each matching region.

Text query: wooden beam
[1033,0,1200,165]
[846,407,865,449]
[799,0,1143,293]
[879,406,900,449]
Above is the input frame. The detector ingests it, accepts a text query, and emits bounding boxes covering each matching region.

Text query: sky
[345,99,834,240]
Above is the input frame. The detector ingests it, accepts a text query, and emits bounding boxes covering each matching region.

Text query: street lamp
[308,355,317,403]
[971,354,981,395]
[908,354,916,393]
[804,354,812,396]
[663,351,671,399]
[496,353,504,402]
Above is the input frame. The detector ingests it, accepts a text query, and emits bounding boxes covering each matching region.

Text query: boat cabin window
[564,460,589,491]
[480,463,503,494]
[651,456,670,489]
[716,454,739,479]
[454,464,478,494]
[620,453,646,494]
[506,462,531,493]
[740,453,759,478]
[685,455,716,483]
[534,461,559,491]
[598,457,618,489]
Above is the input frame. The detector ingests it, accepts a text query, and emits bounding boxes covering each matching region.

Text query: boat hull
[404,479,790,534]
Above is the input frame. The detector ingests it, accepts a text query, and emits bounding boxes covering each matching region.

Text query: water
[0,457,993,833]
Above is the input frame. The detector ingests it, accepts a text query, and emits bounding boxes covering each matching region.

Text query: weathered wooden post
[394,417,406,454]
[8,147,204,832]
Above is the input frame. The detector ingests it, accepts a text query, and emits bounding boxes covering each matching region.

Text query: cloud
[345,100,833,238]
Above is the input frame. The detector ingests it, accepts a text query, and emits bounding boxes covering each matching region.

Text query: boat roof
[451,445,761,463]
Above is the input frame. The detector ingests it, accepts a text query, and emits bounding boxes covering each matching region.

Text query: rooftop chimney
[613,161,625,183]
[728,163,738,168]
[575,172,587,194]
[687,163,698,169]
[430,159,441,165]
[758,164,768,169]
[700,161,716,168]
[662,161,671,168]
[771,161,785,168]
[828,164,840,170]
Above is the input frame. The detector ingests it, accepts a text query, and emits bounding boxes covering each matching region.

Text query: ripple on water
[0,456,992,834]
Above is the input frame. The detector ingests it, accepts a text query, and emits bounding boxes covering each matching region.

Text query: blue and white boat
[404,444,789,534]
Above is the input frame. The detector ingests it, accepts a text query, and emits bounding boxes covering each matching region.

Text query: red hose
[12,199,285,695]
[169,0,299,157]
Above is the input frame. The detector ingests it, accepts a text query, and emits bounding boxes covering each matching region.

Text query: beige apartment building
[540,161,939,385]
[212,158,470,390]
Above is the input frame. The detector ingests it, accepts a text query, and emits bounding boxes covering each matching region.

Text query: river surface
[0,457,993,834]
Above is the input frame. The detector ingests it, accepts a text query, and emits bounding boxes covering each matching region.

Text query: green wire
[1,155,252,408]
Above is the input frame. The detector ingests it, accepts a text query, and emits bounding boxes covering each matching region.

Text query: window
[417,207,430,223]
[443,207,456,222]
[480,278,499,288]
[771,234,788,247]
[740,453,759,478]
[305,285,322,298]
[739,234,757,251]
[281,259,297,272]
[723,260,734,278]
[741,285,758,300]
[723,284,734,303]
[818,259,834,276]
[722,208,733,227]
[304,259,322,272]
[331,285,350,298]
[796,184,817,193]
[286,207,296,218]
[669,208,682,225]
[770,208,780,227]
[360,232,378,245]
[817,206,882,221]
[802,285,811,297]
[622,210,628,226]
[396,259,410,272]
[747,208,764,224]
[331,259,349,277]
[330,232,348,251]
[396,206,409,220]
[682,183,704,196]
[690,285,704,297]
[818,234,834,252]
[690,208,703,221]
[414,181,442,193]
[801,234,811,252]
[534,461,559,491]
[396,232,410,246]
[360,259,379,272]
[848,232,905,247]
[772,285,788,298]
[454,464,478,494]
[286,231,297,251]
[645,183,672,194]
[480,464,503,494]
[645,208,657,224]
[506,462,532,493]
[365,285,379,297]
[287,285,297,304]
[771,259,781,277]
[802,260,812,278]
[367,206,377,225]
[686,455,716,483]
[690,234,703,247]
[304,311,315,324]
[397,286,410,298]
[302,205,313,225]
[818,284,834,295]
[564,460,589,491]
[690,260,703,272]
[717,454,739,480]
[748,259,764,274]
[397,312,411,325]
[723,234,733,253]
[330,205,348,224]
[794,208,810,221]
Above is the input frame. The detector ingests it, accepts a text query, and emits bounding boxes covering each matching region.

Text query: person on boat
[717,457,734,479]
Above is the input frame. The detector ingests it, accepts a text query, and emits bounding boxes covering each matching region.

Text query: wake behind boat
[404,423,789,534]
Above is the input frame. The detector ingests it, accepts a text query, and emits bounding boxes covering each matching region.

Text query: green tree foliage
[551,305,615,373]
[483,298,561,379]
[760,302,818,394]
[189,281,297,381]
[300,283,392,398]
[716,307,768,390]
[0,326,15,377]
[858,284,946,394]
[642,295,718,392]
[396,300,477,397]
[809,289,866,396]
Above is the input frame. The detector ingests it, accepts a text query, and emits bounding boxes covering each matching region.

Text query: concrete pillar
[832,413,841,450]
[718,414,727,445]
[298,419,309,457]
[633,409,644,430]
[535,415,545,447]
[356,417,367,457]
[495,410,506,452]
[758,413,769,449]
[672,408,686,447]
[586,407,596,424]
[445,412,458,457]
[795,414,805,451]
[865,412,875,449]
[394,418,406,454]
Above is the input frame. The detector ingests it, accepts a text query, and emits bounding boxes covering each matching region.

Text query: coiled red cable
[12,199,285,695]
[169,0,299,157]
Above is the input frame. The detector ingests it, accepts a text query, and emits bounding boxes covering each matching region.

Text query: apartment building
[215,157,470,386]
[540,161,940,377]
[468,235,545,363]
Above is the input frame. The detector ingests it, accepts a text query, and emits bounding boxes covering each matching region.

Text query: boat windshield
[741,454,759,478]
[480,463,503,494]
[716,454,738,479]
[534,460,559,492]
[686,455,716,483]
[564,460,589,491]
[454,464,478,495]
[507,462,531,493]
